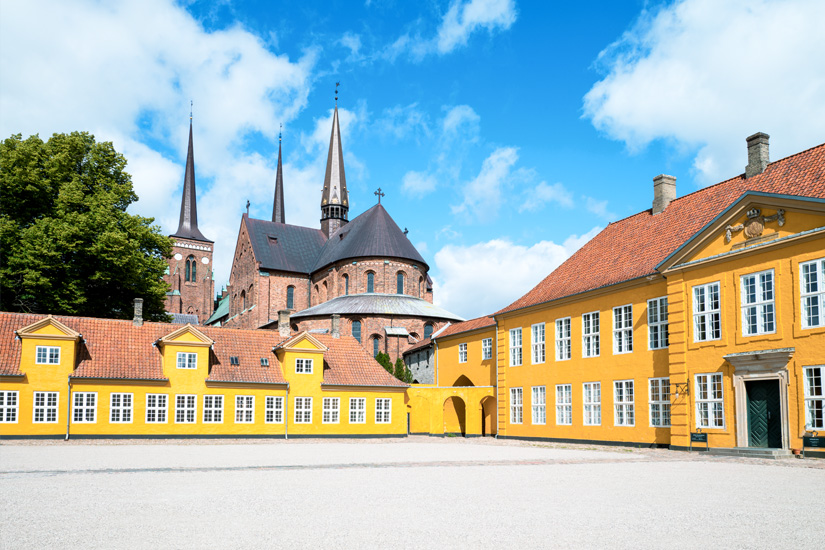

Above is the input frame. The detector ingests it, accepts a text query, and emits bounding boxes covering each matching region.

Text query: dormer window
[260,358,269,367]
[35,346,60,365]
[296,358,313,374]
[176,352,197,369]
[230,356,240,366]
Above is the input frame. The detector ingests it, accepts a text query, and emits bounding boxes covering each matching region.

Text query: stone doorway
[745,379,782,448]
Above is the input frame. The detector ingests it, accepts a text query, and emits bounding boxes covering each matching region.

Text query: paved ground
[1,437,823,549]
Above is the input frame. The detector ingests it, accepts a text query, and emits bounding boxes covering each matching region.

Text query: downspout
[494,318,499,439]
[65,377,72,441]
[434,337,439,387]
[284,382,289,440]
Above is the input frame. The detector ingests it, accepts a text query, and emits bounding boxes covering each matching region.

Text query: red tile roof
[313,334,407,387]
[436,316,496,339]
[403,336,432,355]
[498,142,825,315]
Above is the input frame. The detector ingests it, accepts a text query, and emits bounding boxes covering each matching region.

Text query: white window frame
[801,258,825,329]
[647,297,669,350]
[613,305,633,354]
[176,352,197,369]
[555,317,571,361]
[509,328,522,366]
[109,392,133,424]
[375,398,392,424]
[72,392,97,424]
[803,366,824,430]
[695,373,725,429]
[0,390,19,423]
[531,386,546,425]
[175,394,197,424]
[582,311,600,358]
[740,269,776,336]
[203,395,224,424]
[235,395,255,424]
[555,384,572,425]
[294,397,312,424]
[510,387,523,424]
[265,396,284,424]
[531,323,546,364]
[614,380,635,427]
[295,358,313,374]
[649,378,670,427]
[482,338,493,360]
[458,343,468,364]
[349,397,366,424]
[693,282,721,342]
[145,394,168,424]
[33,391,59,423]
[323,397,340,424]
[35,345,60,365]
[583,382,601,426]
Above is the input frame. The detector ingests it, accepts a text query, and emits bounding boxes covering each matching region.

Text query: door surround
[724,348,794,449]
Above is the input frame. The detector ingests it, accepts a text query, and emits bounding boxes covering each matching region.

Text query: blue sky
[2,0,824,319]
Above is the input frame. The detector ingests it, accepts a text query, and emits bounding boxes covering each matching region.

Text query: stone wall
[404,346,434,384]
[164,237,214,324]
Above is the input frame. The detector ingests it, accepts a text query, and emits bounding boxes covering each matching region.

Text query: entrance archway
[443,396,466,436]
[481,396,497,436]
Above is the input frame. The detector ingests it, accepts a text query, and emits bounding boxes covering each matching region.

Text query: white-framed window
[648,297,669,350]
[531,386,546,425]
[146,394,168,423]
[583,382,601,426]
[510,387,523,424]
[582,311,600,358]
[693,282,721,341]
[509,328,522,366]
[555,384,572,425]
[531,323,546,364]
[649,378,670,427]
[35,345,61,364]
[695,373,724,429]
[0,391,19,423]
[803,366,824,430]
[375,398,392,424]
[741,269,775,336]
[294,397,312,423]
[72,392,96,424]
[801,258,825,329]
[175,394,196,424]
[176,352,197,369]
[295,358,313,374]
[614,380,635,426]
[235,395,254,423]
[613,305,633,354]
[323,397,340,424]
[33,392,59,423]
[349,397,366,424]
[482,338,493,360]
[555,317,571,360]
[203,395,224,423]
[110,393,133,424]
[265,396,284,424]
[458,343,468,364]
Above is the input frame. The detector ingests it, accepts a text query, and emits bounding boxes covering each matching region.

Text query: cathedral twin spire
[172,114,210,242]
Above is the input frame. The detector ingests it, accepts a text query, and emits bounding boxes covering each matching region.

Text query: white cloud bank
[583,0,825,184]
[432,227,601,319]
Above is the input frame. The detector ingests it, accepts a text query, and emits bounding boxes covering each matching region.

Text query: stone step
[707,447,792,459]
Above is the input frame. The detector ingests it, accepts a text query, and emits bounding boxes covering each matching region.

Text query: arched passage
[453,375,474,387]
[443,396,466,436]
[480,396,497,436]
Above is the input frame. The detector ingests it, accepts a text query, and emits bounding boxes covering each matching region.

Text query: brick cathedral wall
[309,257,430,303]
[164,237,214,324]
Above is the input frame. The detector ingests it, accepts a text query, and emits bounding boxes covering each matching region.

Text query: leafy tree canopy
[1,132,172,321]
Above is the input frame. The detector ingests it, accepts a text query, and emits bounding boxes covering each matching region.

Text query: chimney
[745,132,770,178]
[133,298,144,327]
[331,314,340,339]
[652,174,676,215]
[278,310,291,338]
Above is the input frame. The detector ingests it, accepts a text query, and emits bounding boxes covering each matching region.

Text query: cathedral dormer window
[396,272,405,295]
[343,274,349,295]
[367,272,375,293]
[286,286,294,309]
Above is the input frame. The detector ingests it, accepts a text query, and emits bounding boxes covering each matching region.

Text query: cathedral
[164,98,463,362]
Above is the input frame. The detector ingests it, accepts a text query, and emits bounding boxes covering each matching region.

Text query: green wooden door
[746,380,782,448]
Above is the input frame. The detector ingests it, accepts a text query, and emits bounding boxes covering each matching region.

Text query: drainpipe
[434,337,439,387]
[65,377,72,441]
[284,383,289,440]
[494,318,499,439]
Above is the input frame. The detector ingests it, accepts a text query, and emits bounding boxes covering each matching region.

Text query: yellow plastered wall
[405,385,495,436]
[435,327,496,387]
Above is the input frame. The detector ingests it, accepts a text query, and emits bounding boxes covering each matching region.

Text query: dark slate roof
[245,216,327,274]
[171,119,211,243]
[321,105,348,209]
[291,294,464,322]
[272,138,285,223]
[312,204,427,271]
[169,313,199,325]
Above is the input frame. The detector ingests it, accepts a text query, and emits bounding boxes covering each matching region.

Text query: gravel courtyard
[2,437,823,549]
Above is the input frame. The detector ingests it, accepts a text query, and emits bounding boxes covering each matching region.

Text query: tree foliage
[0,132,172,320]
[375,351,393,374]
[394,358,413,384]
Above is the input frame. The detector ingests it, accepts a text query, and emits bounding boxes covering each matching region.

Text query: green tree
[375,351,393,374]
[1,132,172,321]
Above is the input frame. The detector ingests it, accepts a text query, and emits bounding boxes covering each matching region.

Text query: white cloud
[584,196,617,221]
[0,0,318,288]
[520,182,574,212]
[452,146,523,220]
[432,227,601,318]
[402,171,438,197]
[375,103,430,141]
[442,104,481,136]
[583,0,825,184]
[339,32,362,58]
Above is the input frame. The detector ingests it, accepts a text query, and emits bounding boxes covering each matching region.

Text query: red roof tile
[498,142,825,315]
[403,336,432,355]
[436,316,496,339]
[313,334,407,387]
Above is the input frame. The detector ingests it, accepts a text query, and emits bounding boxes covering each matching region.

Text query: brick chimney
[745,132,769,178]
[278,310,291,338]
[652,174,676,215]
[133,298,144,327]
[331,314,340,339]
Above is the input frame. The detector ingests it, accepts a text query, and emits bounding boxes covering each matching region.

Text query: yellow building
[0,312,407,438]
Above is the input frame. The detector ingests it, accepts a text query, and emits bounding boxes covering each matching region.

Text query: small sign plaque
[802,436,822,449]
[690,433,708,443]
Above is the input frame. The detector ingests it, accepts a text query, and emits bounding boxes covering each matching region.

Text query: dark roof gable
[244,216,327,274]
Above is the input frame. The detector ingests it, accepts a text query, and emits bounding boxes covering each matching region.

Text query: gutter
[69,375,169,383]
[65,377,72,441]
